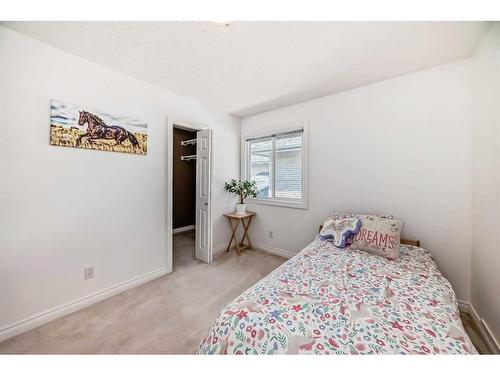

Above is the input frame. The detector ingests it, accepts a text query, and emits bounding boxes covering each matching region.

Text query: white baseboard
[457,299,471,314]
[212,242,295,260]
[458,299,500,354]
[213,243,229,258]
[0,267,168,343]
[172,225,195,234]
[252,242,296,259]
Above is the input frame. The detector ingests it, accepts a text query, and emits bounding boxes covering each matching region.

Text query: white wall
[242,60,473,301]
[471,23,500,345]
[0,27,240,338]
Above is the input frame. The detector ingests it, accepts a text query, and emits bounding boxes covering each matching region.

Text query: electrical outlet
[84,267,95,280]
[268,230,273,239]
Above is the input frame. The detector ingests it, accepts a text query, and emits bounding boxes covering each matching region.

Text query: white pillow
[319,213,361,248]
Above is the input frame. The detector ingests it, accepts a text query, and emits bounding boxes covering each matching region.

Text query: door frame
[166,117,213,272]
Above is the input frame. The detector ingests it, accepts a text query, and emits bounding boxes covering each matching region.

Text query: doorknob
[204,202,208,206]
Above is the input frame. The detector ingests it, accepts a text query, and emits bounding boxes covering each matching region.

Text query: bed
[197,235,476,355]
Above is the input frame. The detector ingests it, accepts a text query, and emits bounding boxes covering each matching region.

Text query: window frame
[241,122,309,210]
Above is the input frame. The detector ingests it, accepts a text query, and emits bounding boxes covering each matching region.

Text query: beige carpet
[0,231,490,354]
[0,231,286,354]
[460,312,492,354]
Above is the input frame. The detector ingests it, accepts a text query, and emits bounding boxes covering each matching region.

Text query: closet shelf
[181,155,197,161]
[181,138,197,146]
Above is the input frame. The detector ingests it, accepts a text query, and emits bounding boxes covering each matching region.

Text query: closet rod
[181,138,197,146]
[181,155,197,161]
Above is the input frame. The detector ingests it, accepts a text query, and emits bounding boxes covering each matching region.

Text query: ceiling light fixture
[210,21,232,27]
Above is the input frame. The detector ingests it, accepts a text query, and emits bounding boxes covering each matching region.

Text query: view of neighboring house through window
[249,139,273,197]
[246,127,305,206]
[275,135,302,199]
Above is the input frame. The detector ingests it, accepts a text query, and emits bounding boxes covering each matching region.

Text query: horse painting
[76,111,139,148]
[50,99,147,155]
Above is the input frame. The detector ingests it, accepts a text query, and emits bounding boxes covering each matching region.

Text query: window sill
[245,197,308,210]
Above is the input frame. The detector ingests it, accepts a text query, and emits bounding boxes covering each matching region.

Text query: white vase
[236,203,247,215]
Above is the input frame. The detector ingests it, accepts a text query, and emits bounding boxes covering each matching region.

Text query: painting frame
[50,99,148,155]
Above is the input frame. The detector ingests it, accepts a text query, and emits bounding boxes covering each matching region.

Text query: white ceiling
[3,21,489,117]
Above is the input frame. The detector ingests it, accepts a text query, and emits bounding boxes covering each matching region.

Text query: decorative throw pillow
[351,215,404,259]
[320,213,361,248]
[323,213,393,248]
[349,214,393,247]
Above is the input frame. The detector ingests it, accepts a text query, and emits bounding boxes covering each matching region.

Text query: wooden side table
[223,212,256,255]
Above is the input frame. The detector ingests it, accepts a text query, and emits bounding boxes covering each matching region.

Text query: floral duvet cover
[197,237,476,355]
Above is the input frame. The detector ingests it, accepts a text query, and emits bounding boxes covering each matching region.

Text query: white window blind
[246,128,304,202]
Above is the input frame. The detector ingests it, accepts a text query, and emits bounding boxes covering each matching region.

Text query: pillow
[351,215,404,259]
[320,213,361,248]
[323,212,393,248]
[341,215,392,248]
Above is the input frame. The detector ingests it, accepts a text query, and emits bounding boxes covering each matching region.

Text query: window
[244,126,307,209]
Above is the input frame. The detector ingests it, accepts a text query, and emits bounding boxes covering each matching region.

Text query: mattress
[197,237,476,354]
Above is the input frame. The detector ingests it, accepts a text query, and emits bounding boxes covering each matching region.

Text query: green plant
[224,179,258,204]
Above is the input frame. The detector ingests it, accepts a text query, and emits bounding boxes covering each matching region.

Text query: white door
[195,129,213,263]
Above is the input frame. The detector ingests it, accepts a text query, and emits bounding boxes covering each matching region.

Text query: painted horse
[76,110,139,148]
